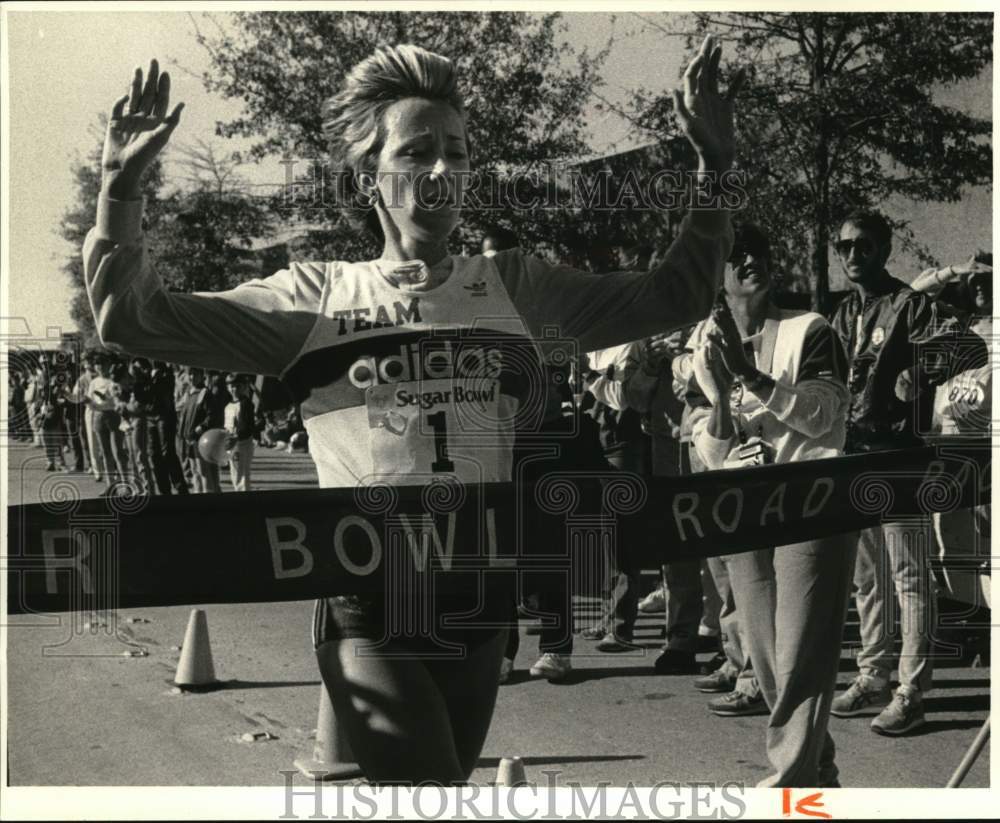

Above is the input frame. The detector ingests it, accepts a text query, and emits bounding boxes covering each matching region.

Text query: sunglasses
[728,244,769,264]
[835,237,876,259]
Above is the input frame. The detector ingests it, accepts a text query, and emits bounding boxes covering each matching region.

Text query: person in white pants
[76,359,107,481]
[223,373,256,492]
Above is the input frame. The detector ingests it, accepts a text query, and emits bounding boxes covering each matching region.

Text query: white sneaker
[638,588,666,613]
[498,657,515,685]
[529,653,572,681]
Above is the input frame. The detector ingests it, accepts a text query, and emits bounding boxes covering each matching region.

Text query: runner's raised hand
[102,59,184,200]
[673,34,745,171]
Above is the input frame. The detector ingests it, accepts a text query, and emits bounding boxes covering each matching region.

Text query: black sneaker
[653,648,698,674]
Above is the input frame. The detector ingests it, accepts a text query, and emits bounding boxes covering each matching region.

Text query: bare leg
[315,631,505,785]
[424,631,506,776]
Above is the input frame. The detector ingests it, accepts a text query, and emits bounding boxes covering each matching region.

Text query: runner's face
[374,98,469,245]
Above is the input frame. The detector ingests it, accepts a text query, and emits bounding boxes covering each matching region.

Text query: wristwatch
[740,368,770,392]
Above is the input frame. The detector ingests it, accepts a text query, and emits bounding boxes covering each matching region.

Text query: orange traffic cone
[294,686,364,781]
[496,756,527,786]
[173,609,219,690]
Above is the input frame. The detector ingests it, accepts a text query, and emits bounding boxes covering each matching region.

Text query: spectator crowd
[481,216,991,768]
[7,354,307,495]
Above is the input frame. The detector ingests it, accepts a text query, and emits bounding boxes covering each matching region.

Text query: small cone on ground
[294,686,364,781]
[496,756,527,786]
[173,609,218,690]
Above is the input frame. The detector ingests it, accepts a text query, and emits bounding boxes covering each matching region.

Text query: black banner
[5,443,990,614]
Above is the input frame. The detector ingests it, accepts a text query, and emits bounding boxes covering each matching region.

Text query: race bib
[945,377,986,413]
[366,378,512,482]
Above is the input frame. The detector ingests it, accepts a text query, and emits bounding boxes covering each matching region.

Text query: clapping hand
[692,338,733,407]
[102,59,184,199]
[705,293,754,379]
[644,330,687,373]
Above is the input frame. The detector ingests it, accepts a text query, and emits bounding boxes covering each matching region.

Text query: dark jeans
[654,435,703,652]
[42,426,65,466]
[148,415,187,494]
[64,403,87,470]
[128,416,155,493]
[93,410,129,483]
[10,404,30,440]
[504,417,609,658]
[605,438,650,640]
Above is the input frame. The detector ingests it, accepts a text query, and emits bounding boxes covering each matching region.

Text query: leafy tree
[151,140,275,292]
[151,189,275,293]
[189,11,612,260]
[632,12,992,310]
[60,129,272,338]
[172,137,243,195]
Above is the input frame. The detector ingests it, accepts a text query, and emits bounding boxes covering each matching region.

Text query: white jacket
[688,309,850,470]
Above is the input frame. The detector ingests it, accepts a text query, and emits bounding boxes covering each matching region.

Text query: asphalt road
[4,442,991,789]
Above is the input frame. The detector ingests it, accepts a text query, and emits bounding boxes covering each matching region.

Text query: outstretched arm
[494,36,742,350]
[86,59,319,376]
[910,255,991,297]
[85,199,321,376]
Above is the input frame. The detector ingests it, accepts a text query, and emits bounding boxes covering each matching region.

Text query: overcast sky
[3,9,992,335]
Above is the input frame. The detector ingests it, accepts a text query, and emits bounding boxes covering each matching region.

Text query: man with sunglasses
[828,210,987,736]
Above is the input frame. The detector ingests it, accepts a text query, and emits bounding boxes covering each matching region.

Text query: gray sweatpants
[726,531,857,787]
[705,554,760,697]
[854,518,936,694]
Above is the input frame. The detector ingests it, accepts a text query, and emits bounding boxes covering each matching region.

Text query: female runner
[85,35,742,783]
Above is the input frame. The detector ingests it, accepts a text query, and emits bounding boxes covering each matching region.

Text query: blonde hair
[321,44,466,240]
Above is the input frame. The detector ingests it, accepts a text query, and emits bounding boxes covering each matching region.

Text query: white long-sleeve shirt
[585,343,642,412]
[85,194,732,487]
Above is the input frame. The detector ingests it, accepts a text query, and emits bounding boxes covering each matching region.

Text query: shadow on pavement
[907,718,989,735]
[931,678,991,690]
[218,679,323,691]
[923,694,989,713]
[477,754,644,768]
